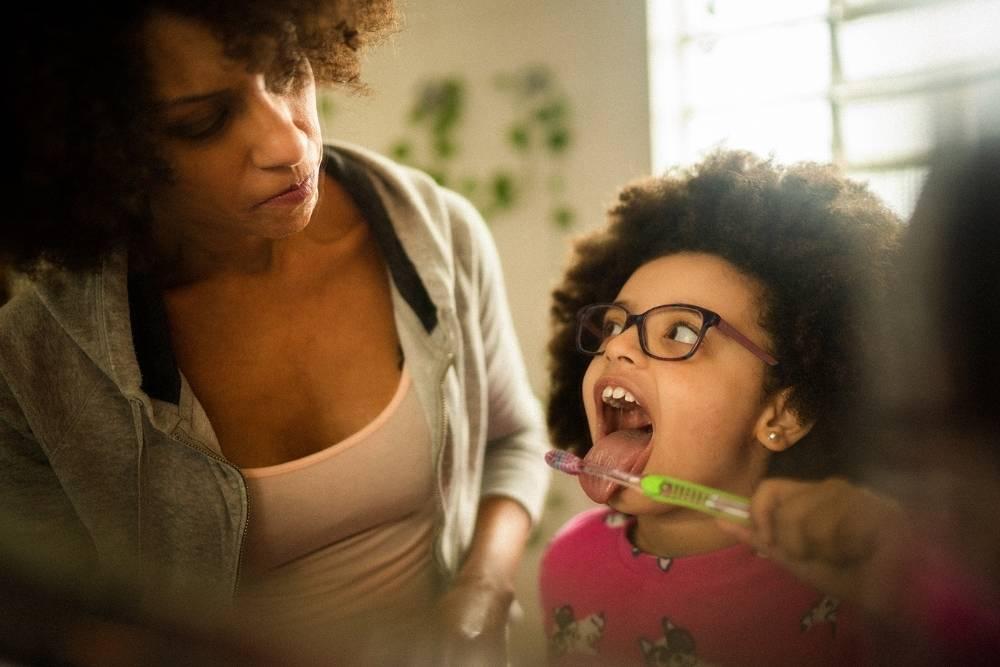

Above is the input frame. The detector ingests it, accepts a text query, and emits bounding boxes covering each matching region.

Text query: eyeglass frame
[575,302,779,366]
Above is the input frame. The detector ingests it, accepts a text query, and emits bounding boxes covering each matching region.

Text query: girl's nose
[602,323,643,364]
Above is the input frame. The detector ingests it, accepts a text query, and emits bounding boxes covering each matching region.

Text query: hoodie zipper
[129,400,145,580]
[169,428,250,596]
[433,349,455,574]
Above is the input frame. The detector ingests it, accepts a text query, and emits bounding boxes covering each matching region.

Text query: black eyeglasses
[575,303,779,366]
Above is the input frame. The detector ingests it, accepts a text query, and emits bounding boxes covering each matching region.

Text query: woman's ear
[753,388,814,452]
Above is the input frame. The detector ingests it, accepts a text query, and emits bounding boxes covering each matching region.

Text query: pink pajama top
[540,507,868,666]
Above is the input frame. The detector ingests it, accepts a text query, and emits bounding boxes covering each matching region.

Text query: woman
[1,2,549,663]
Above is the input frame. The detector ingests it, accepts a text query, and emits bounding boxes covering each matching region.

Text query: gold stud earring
[768,432,779,442]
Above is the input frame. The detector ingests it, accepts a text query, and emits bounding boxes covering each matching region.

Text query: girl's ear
[753,388,814,452]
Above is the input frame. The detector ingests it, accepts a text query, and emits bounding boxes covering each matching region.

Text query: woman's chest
[164,276,402,467]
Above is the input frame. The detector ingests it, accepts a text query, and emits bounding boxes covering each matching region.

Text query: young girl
[540,150,900,666]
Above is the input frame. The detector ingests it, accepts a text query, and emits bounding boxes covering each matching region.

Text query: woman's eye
[165,110,229,140]
[667,323,699,345]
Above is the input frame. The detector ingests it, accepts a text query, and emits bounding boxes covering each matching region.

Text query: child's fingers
[767,481,829,559]
[748,478,813,550]
[738,478,886,565]
[714,517,754,544]
[768,478,888,564]
[738,478,912,611]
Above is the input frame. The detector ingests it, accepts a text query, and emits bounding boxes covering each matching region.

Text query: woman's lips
[255,174,314,208]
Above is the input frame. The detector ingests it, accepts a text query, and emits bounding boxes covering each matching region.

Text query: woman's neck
[150,173,365,288]
[150,228,274,287]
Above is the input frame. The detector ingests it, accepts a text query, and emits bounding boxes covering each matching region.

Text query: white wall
[324,2,650,663]
[326,0,651,393]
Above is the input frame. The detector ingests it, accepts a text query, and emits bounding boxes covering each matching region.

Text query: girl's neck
[631,511,741,557]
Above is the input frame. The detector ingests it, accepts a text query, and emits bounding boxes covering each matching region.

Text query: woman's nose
[248,86,310,170]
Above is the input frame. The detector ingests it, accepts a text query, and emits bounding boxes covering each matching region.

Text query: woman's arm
[0,385,96,586]
[454,189,551,521]
[433,496,532,664]
[429,191,550,664]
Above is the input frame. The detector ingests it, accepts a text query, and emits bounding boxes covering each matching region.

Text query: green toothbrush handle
[640,474,751,523]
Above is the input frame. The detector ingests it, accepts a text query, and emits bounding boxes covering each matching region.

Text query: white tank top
[237,368,439,658]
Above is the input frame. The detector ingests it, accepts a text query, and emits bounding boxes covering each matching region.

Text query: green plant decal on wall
[389,65,576,229]
[390,77,466,189]
[317,91,337,139]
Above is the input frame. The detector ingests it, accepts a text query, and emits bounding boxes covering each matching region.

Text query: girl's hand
[718,477,913,616]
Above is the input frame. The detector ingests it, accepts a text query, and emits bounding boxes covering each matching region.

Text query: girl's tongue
[580,403,654,503]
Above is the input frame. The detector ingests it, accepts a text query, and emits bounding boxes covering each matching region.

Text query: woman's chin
[259,210,314,239]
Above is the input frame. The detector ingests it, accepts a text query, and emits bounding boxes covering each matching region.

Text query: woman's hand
[426,571,514,666]
[718,477,913,616]
[410,496,530,665]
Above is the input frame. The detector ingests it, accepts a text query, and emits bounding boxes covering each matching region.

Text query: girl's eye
[666,323,699,345]
[601,320,624,338]
[165,110,230,141]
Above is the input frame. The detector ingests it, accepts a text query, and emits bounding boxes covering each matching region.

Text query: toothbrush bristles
[544,449,584,475]
[544,450,643,489]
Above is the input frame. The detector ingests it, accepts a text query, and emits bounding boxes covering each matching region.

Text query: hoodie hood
[29,251,143,398]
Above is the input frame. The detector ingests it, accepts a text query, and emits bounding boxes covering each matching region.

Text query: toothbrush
[545,450,751,523]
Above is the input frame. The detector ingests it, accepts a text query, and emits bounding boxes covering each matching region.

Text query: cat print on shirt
[609,512,674,572]
[629,544,674,572]
[639,617,715,667]
[801,595,840,636]
[549,605,606,657]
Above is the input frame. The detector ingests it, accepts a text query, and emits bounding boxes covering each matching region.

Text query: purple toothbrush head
[545,449,584,475]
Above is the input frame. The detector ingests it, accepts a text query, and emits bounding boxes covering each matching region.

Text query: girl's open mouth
[581,381,655,503]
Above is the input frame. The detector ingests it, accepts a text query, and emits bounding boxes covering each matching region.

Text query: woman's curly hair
[547,150,901,479]
[7,1,398,273]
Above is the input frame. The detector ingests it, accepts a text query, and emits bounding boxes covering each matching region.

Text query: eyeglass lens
[579,305,705,360]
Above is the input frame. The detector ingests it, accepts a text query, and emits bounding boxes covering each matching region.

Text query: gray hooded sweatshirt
[0,142,550,610]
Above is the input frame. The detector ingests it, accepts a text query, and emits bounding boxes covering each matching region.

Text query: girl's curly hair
[547,150,901,479]
[7,1,398,273]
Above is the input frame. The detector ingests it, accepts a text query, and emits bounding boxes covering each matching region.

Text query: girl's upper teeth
[602,385,638,406]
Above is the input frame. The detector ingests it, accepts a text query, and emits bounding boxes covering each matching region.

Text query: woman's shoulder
[324,141,451,205]
[0,259,114,333]
[0,274,48,336]
[324,141,485,235]
[0,261,122,394]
